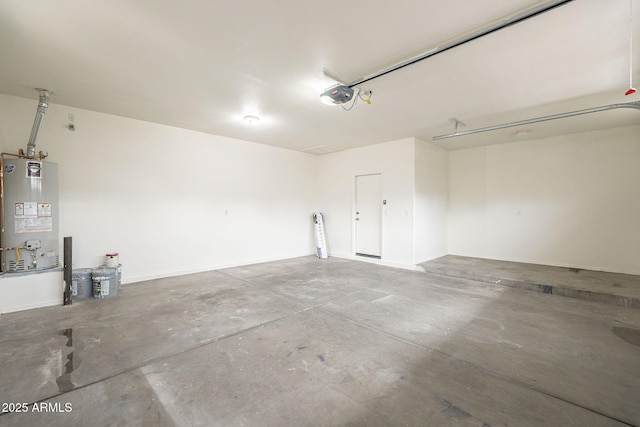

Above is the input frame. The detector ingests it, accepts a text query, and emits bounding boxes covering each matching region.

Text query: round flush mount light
[244,115,260,124]
[516,129,530,137]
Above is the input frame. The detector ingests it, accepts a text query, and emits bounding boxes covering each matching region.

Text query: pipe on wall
[0,153,24,272]
[26,89,50,159]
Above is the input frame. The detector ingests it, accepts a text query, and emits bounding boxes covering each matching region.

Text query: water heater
[2,158,59,272]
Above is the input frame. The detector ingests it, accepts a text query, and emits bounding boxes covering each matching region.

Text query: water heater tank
[2,158,59,272]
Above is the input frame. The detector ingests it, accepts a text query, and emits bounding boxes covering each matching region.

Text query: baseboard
[124,252,317,284]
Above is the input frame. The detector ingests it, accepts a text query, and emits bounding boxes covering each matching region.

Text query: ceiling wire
[626,0,637,95]
[344,0,575,89]
[341,89,360,111]
[341,89,373,111]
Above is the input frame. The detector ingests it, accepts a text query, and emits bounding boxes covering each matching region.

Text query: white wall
[414,139,448,264]
[317,138,415,267]
[448,125,640,275]
[2,92,637,313]
[0,271,63,314]
[0,94,317,312]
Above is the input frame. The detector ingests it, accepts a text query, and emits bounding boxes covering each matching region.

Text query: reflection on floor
[1,256,638,426]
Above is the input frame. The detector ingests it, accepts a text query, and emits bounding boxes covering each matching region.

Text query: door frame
[353,173,383,259]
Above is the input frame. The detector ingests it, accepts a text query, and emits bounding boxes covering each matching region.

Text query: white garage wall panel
[448,125,640,275]
[414,139,448,264]
[0,94,317,312]
[317,138,415,267]
[1,92,637,314]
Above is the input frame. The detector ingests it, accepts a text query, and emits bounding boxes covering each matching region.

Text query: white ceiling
[0,0,638,153]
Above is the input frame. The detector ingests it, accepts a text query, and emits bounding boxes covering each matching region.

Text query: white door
[355,174,382,258]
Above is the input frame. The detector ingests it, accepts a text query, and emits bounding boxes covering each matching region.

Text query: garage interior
[0,1,639,426]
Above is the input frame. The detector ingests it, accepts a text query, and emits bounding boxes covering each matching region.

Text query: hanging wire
[630,0,633,88]
[358,90,373,104]
[627,0,637,95]
[341,89,360,111]
[341,89,373,111]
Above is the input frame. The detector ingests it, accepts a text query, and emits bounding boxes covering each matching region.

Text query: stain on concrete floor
[612,327,640,347]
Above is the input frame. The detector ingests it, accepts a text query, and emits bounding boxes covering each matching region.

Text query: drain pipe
[432,101,640,140]
[26,89,50,159]
[1,154,6,273]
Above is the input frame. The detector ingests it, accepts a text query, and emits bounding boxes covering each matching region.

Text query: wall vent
[8,259,27,272]
[302,145,341,155]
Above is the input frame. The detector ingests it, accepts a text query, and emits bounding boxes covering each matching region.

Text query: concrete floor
[421,255,640,308]
[1,256,639,426]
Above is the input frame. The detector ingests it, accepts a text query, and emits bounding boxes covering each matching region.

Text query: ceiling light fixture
[243,115,259,124]
[516,129,530,137]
